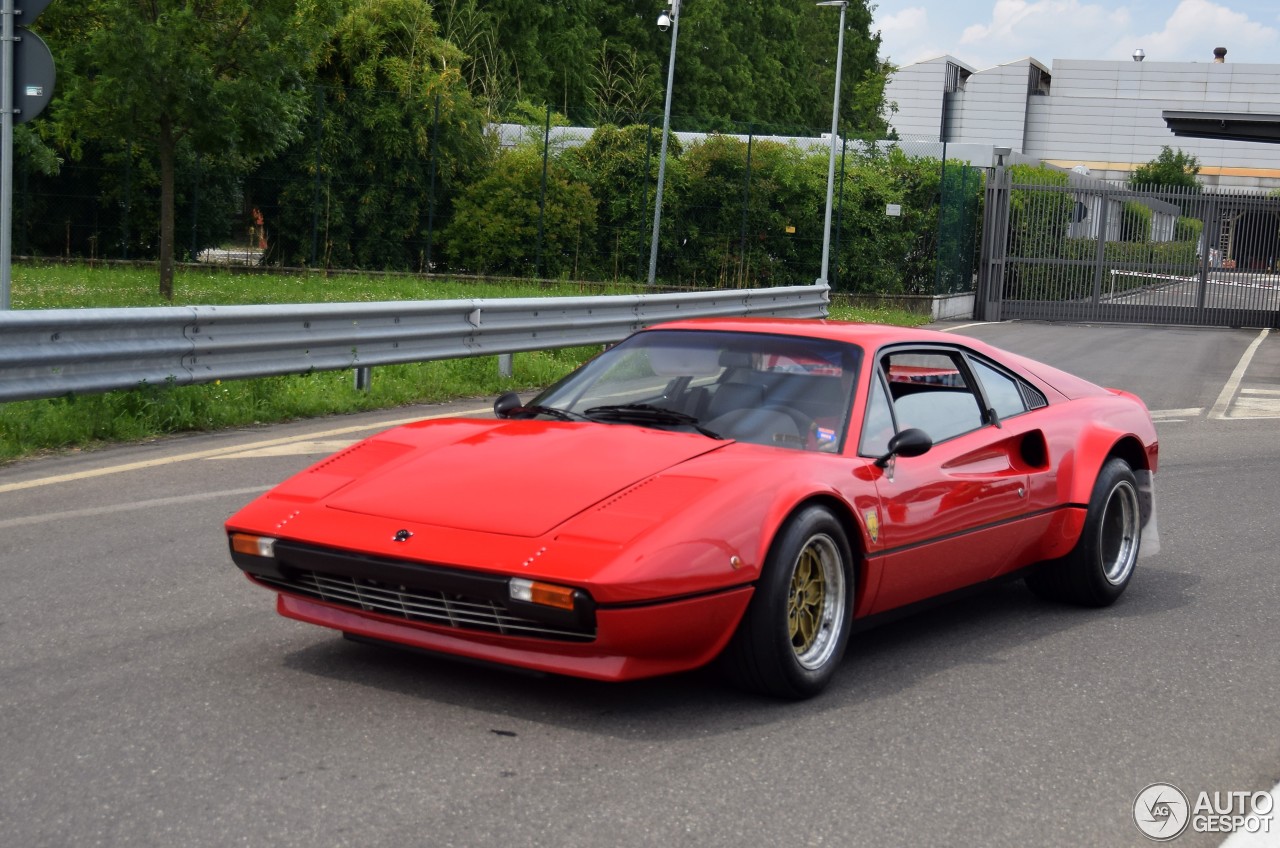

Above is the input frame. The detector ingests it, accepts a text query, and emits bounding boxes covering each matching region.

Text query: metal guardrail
[0,285,829,403]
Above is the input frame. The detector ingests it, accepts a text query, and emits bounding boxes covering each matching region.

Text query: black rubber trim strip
[595,582,756,611]
[862,504,1085,561]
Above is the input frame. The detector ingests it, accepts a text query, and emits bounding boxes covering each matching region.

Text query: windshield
[531,329,861,452]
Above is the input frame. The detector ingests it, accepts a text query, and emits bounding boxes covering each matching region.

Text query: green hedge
[441,129,981,294]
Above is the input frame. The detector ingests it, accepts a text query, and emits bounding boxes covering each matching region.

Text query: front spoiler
[271,584,754,682]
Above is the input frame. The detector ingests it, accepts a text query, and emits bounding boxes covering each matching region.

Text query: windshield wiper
[519,404,588,422]
[583,403,723,439]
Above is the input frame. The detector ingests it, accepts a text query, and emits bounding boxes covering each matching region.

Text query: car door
[859,346,1045,614]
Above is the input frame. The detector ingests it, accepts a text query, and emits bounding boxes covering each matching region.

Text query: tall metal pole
[2,0,15,309]
[425,93,440,272]
[536,103,550,279]
[816,0,847,287]
[647,0,680,287]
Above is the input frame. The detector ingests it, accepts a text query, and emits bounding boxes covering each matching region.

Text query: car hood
[322,419,728,537]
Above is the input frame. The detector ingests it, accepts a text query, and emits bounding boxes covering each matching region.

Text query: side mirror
[494,391,524,419]
[874,427,932,468]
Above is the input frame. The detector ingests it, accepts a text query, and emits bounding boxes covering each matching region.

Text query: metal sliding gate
[978,166,1280,328]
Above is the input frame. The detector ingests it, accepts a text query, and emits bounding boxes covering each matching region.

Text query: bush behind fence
[14,89,982,296]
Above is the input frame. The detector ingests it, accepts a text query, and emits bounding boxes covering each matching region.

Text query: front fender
[573,448,878,604]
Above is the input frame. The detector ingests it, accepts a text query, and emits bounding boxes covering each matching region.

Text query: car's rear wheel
[723,505,854,698]
[1026,457,1141,607]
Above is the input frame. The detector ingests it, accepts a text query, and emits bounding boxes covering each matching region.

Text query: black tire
[723,505,855,699]
[1026,457,1141,607]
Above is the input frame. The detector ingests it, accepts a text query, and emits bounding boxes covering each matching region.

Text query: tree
[14,126,60,178]
[795,0,887,138]
[589,43,658,127]
[46,0,341,299]
[560,123,658,280]
[435,0,888,135]
[442,145,597,277]
[1130,146,1201,191]
[256,0,490,270]
[667,135,812,286]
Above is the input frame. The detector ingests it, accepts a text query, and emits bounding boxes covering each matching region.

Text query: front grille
[256,570,595,642]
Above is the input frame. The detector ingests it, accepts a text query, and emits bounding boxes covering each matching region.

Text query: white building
[884,49,1280,190]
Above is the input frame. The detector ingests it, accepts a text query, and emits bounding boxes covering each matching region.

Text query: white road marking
[0,485,270,530]
[1228,397,1280,419]
[0,406,490,494]
[940,321,1003,332]
[1152,407,1204,420]
[1210,329,1271,420]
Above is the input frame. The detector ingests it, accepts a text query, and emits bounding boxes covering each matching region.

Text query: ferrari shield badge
[865,508,880,544]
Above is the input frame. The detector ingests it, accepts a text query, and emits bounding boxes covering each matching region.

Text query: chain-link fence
[14,90,982,297]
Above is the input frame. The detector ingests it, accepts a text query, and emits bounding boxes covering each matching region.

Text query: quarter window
[970,358,1027,420]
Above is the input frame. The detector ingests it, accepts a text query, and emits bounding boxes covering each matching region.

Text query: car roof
[646,317,1093,402]
[646,317,966,350]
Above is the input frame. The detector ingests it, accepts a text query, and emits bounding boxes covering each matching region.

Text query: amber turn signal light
[230,533,277,558]
[509,577,577,610]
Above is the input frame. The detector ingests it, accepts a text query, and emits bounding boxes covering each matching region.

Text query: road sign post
[2,0,56,310]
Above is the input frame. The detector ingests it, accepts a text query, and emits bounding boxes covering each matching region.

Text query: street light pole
[815,0,847,288]
[647,0,681,287]
[2,0,15,309]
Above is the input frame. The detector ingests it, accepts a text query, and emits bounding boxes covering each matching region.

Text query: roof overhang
[1162,110,1280,144]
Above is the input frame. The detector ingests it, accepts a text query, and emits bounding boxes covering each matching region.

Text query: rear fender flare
[1068,431,1152,508]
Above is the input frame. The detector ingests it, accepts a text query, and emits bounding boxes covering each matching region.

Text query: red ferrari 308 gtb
[227,319,1159,698]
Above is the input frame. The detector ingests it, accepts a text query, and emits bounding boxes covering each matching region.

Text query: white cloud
[959,0,1130,59]
[879,6,930,36]
[874,0,1280,70]
[1121,0,1279,62]
[875,7,945,66]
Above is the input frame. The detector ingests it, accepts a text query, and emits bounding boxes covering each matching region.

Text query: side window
[882,350,984,443]
[970,358,1027,420]
[859,376,895,457]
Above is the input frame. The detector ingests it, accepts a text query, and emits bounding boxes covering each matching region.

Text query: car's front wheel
[1026,457,1141,606]
[723,505,854,699]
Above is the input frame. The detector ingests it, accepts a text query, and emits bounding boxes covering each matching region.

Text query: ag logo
[1134,783,1190,841]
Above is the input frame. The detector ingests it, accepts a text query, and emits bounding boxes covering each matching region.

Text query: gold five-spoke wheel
[785,533,845,670]
[724,506,853,698]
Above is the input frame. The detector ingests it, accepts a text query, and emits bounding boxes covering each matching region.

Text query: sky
[872,0,1280,71]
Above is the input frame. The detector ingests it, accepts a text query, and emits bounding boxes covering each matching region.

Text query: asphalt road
[1110,272,1280,313]
[1,321,1277,847]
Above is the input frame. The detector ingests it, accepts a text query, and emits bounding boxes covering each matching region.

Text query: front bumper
[269,583,754,682]
[232,536,754,681]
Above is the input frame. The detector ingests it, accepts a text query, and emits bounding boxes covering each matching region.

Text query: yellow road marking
[0,485,271,530]
[206,440,361,459]
[0,406,490,494]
